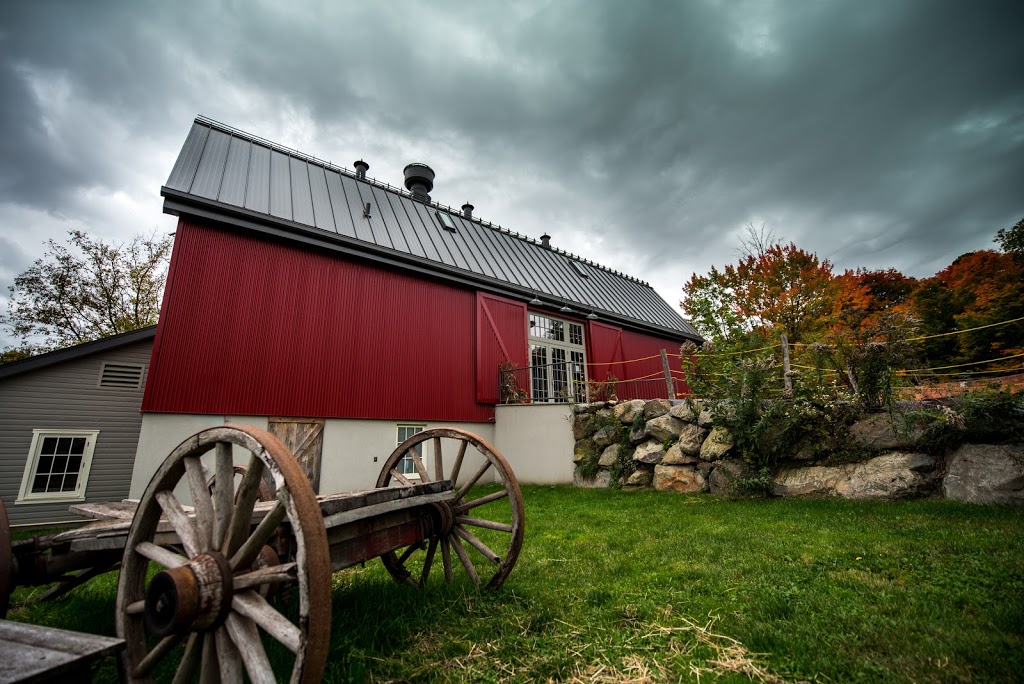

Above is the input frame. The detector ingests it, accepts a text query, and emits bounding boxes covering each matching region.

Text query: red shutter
[587,321,625,382]
[476,293,528,403]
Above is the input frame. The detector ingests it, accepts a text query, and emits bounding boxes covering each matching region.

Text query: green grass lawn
[9,486,1024,682]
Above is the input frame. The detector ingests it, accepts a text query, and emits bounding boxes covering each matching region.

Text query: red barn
[130,117,702,495]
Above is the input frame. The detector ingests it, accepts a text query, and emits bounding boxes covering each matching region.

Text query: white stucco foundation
[131,414,498,498]
[493,403,575,484]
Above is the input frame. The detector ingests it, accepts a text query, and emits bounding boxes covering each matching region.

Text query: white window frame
[528,313,588,403]
[16,429,99,504]
[396,425,426,479]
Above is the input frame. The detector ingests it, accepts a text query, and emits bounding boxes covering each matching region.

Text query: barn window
[396,425,425,478]
[528,313,587,403]
[16,429,99,504]
[98,362,145,390]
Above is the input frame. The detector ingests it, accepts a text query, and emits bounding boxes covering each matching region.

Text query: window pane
[53,455,69,475]
[41,437,58,455]
[32,474,48,493]
[552,348,568,402]
[61,473,79,492]
[70,437,86,454]
[56,437,72,454]
[37,455,54,475]
[67,455,83,473]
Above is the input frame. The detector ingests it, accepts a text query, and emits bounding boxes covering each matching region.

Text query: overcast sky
[1,0,1022,348]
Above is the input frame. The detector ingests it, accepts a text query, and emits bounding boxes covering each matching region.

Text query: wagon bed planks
[0,619,124,683]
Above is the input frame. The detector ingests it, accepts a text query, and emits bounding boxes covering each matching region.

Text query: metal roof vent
[354,160,369,179]
[461,202,474,219]
[540,233,551,249]
[403,163,434,202]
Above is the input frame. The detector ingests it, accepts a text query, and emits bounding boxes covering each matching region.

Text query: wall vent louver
[99,362,145,390]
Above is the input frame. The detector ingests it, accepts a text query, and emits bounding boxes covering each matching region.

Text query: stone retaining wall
[571,399,1024,505]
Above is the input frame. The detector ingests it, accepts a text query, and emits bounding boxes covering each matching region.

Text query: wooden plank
[321,490,452,529]
[268,418,324,494]
[0,619,124,684]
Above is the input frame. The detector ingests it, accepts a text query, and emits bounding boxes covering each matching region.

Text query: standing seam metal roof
[162,117,701,340]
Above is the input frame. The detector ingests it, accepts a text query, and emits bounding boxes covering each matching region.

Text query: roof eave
[0,326,157,381]
[162,190,702,343]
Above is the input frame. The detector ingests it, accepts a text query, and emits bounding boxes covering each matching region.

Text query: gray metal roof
[162,117,701,341]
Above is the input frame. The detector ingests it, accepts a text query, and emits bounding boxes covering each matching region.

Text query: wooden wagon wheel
[375,428,525,590]
[116,425,331,683]
[0,496,11,617]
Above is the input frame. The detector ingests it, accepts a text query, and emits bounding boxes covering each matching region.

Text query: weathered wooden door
[267,417,324,494]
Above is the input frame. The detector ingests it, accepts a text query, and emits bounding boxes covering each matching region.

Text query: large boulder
[943,444,1024,505]
[644,399,672,420]
[646,414,685,442]
[697,409,715,429]
[850,413,924,451]
[835,452,937,500]
[633,441,666,465]
[593,424,621,448]
[774,465,855,497]
[708,460,755,495]
[669,401,701,424]
[614,399,647,425]
[574,468,611,488]
[700,427,734,461]
[677,424,709,455]
[662,443,699,465]
[598,444,621,468]
[653,465,705,493]
[623,468,653,488]
[629,422,648,445]
[572,413,597,441]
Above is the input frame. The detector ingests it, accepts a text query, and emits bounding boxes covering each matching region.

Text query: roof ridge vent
[540,233,551,249]
[354,160,369,179]
[403,163,434,202]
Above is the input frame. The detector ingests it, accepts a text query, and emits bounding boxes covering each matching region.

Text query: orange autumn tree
[914,250,1024,366]
[683,241,838,344]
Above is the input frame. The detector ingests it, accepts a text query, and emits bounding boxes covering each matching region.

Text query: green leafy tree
[995,217,1024,259]
[2,230,172,358]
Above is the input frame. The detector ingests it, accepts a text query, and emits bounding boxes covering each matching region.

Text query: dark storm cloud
[1,0,1022,349]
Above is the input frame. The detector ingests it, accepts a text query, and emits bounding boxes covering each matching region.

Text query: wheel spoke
[420,538,438,585]
[199,628,218,684]
[212,442,234,550]
[389,468,413,486]
[449,441,468,484]
[133,632,184,678]
[232,589,301,654]
[455,515,514,533]
[454,459,492,501]
[229,499,286,571]
[172,633,202,684]
[126,600,145,616]
[450,537,481,586]
[215,624,244,684]
[184,456,214,553]
[410,450,430,481]
[433,437,443,481]
[154,491,202,558]
[452,488,508,514]
[225,612,277,684]
[135,541,188,568]
[454,525,501,564]
[441,537,453,583]
[233,562,297,591]
[397,542,421,566]
[223,455,266,557]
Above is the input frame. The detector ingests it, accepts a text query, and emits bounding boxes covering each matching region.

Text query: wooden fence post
[780,333,792,398]
[661,349,676,400]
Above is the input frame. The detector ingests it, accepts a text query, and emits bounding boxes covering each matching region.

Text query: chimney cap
[403,163,435,192]
[540,233,551,249]
[353,159,369,179]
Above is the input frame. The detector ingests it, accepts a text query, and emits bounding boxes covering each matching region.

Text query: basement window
[98,362,145,390]
[396,425,425,479]
[436,211,457,232]
[569,260,589,277]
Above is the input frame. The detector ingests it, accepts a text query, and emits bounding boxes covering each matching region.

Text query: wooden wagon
[0,425,525,683]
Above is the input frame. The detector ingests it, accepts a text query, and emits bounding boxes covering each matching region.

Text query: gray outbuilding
[0,327,155,527]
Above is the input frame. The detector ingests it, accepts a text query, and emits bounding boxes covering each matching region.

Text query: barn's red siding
[586,322,690,400]
[143,220,494,422]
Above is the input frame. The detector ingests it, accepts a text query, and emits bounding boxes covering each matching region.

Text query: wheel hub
[429,501,455,537]
[144,551,232,637]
